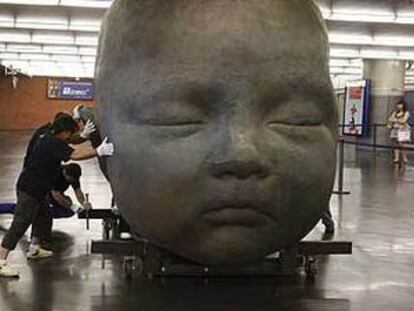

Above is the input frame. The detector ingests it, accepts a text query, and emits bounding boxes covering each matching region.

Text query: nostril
[209,160,270,180]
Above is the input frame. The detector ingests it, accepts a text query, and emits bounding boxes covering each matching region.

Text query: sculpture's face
[97,0,337,265]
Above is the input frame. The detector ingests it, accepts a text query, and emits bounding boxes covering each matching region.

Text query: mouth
[203,204,274,227]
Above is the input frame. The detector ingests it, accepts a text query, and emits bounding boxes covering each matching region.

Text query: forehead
[97,0,333,112]
[98,0,329,79]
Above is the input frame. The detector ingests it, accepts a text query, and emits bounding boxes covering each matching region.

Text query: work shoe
[26,248,53,260]
[0,260,19,278]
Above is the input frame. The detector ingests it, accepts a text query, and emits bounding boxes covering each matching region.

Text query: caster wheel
[124,258,134,279]
[305,257,317,280]
[135,257,144,275]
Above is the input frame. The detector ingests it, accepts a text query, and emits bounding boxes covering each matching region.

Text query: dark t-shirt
[49,169,81,206]
[23,123,52,168]
[17,136,74,201]
[51,170,80,193]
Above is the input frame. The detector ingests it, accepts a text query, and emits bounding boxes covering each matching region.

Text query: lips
[201,189,278,227]
[203,205,273,226]
[200,180,281,226]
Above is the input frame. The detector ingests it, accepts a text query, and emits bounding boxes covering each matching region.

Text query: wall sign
[48,79,95,101]
[343,80,371,137]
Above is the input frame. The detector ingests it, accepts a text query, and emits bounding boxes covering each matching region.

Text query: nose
[208,123,271,180]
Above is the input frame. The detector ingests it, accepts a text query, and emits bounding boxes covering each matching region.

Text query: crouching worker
[0,116,114,278]
[27,163,91,259]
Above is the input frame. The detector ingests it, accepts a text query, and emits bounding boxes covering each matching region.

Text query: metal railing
[334,123,414,196]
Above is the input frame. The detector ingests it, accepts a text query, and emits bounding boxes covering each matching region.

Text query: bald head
[95,0,337,265]
[97,0,330,86]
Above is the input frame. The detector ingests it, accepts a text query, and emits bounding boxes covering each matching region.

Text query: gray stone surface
[95,0,337,265]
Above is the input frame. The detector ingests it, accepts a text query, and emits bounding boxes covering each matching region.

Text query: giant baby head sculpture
[95,0,337,266]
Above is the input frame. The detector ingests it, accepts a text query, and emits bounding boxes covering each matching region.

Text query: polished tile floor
[0,131,413,311]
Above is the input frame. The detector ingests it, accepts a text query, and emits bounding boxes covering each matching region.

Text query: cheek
[108,126,209,217]
[263,127,336,241]
[265,126,336,178]
[265,126,336,205]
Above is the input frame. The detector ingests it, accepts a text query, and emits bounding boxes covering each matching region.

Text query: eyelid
[144,120,205,126]
[267,121,323,127]
[265,99,324,127]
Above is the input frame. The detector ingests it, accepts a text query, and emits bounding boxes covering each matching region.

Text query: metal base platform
[79,209,352,279]
[91,238,352,279]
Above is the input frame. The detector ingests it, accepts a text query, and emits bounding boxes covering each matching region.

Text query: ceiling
[1,0,414,87]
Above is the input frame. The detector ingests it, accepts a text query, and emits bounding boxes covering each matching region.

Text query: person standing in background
[388,100,411,165]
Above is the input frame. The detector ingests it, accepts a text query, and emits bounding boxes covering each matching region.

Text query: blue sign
[58,81,94,100]
[48,79,94,101]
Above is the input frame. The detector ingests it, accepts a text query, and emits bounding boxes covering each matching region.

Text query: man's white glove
[83,202,93,211]
[80,119,96,139]
[70,203,84,214]
[96,137,114,157]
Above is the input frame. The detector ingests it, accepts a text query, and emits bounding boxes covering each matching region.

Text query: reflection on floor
[0,131,413,311]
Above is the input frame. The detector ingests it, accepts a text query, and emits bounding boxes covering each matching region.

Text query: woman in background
[388,100,411,164]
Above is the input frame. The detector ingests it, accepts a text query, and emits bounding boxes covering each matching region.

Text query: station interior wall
[0,71,95,130]
[1,68,414,131]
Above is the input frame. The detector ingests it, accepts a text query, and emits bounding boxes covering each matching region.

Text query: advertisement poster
[48,79,95,101]
[343,80,371,136]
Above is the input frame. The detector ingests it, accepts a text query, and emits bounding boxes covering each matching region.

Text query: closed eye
[145,120,205,126]
[267,118,323,127]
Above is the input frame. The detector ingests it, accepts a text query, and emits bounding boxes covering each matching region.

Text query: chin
[183,245,274,266]
[169,229,277,266]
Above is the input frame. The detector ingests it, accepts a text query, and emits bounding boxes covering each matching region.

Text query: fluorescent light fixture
[81,56,96,63]
[43,45,78,54]
[75,33,99,46]
[32,31,74,44]
[405,78,414,83]
[398,51,414,60]
[0,30,31,43]
[82,63,95,69]
[7,44,42,52]
[15,14,68,30]
[373,35,414,47]
[51,54,81,62]
[0,0,58,5]
[330,58,363,67]
[330,33,414,48]
[361,48,398,59]
[330,67,362,75]
[0,52,19,60]
[18,53,50,61]
[16,14,67,24]
[69,24,100,32]
[395,12,414,25]
[0,10,14,27]
[70,18,101,32]
[328,12,395,23]
[331,74,362,79]
[78,47,97,56]
[15,21,68,30]
[329,33,372,45]
[330,47,360,58]
[59,0,112,9]
[0,43,5,51]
